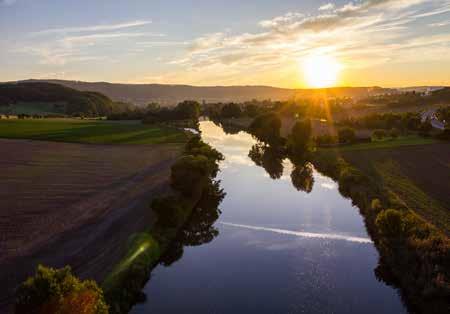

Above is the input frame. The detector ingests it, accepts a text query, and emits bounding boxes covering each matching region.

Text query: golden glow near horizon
[301,55,342,88]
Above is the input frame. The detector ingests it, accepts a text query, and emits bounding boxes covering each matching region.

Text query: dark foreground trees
[15,265,108,314]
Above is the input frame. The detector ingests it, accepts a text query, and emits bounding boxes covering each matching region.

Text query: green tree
[375,209,404,238]
[249,113,282,145]
[338,127,356,144]
[220,103,242,118]
[175,101,200,120]
[15,265,108,314]
[287,119,312,156]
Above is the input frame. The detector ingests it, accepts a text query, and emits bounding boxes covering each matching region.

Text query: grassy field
[0,118,188,144]
[338,143,450,235]
[323,135,439,151]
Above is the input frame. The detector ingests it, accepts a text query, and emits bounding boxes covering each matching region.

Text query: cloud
[319,3,335,11]
[429,20,450,27]
[170,0,449,74]
[32,20,152,35]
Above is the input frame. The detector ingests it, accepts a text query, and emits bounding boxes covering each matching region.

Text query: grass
[320,135,438,152]
[336,143,450,235]
[0,118,188,144]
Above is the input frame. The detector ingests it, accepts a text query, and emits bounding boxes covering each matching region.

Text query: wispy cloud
[429,20,450,27]
[168,0,450,78]
[318,3,335,11]
[32,20,152,35]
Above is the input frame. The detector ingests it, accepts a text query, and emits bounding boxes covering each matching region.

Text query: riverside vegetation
[14,136,223,314]
[244,111,449,314]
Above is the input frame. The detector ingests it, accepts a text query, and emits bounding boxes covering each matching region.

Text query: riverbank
[312,149,449,313]
[101,136,224,314]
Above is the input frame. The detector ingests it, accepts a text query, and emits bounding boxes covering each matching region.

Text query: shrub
[151,196,188,228]
[372,129,388,140]
[389,128,400,138]
[315,134,338,145]
[171,155,214,197]
[338,127,356,143]
[15,265,108,314]
[375,209,405,238]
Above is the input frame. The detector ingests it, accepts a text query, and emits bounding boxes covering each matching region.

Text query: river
[132,120,407,314]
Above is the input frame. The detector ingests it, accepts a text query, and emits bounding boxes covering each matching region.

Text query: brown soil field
[0,139,183,312]
[340,143,450,235]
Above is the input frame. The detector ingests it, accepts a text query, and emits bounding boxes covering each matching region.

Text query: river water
[132,120,407,314]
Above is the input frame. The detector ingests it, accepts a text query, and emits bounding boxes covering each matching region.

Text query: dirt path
[0,139,182,312]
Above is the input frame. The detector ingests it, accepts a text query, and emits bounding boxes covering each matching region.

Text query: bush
[389,128,400,138]
[171,155,214,197]
[372,129,388,141]
[338,127,356,143]
[375,209,405,238]
[151,196,188,228]
[315,134,338,145]
[15,265,108,314]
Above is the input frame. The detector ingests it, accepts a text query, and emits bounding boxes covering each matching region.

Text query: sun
[302,54,342,88]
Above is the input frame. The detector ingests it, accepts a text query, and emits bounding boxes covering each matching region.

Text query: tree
[15,265,108,314]
[290,162,314,193]
[220,103,242,118]
[243,104,259,117]
[175,101,200,120]
[372,129,388,140]
[338,127,356,144]
[249,113,282,145]
[171,155,214,197]
[287,119,312,156]
[375,209,404,238]
[248,143,284,179]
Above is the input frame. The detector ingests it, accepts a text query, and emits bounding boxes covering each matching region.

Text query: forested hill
[21,79,395,106]
[0,82,132,116]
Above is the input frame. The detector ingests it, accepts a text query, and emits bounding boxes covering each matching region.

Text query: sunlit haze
[1,0,450,87]
[302,54,342,88]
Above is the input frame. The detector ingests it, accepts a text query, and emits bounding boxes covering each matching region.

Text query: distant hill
[0,82,132,116]
[20,79,396,106]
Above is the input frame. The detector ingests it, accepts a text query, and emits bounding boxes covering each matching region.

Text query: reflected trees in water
[248,141,314,193]
[160,181,226,266]
[290,162,314,193]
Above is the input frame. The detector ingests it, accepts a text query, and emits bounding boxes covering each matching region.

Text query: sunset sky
[1,0,450,88]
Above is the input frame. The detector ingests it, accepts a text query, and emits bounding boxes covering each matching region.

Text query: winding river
[132,120,408,314]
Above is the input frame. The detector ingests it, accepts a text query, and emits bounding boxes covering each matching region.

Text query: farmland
[0,118,188,144]
[338,142,450,235]
[0,125,186,310]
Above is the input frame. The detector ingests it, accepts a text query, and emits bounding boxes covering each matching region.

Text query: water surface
[132,120,407,314]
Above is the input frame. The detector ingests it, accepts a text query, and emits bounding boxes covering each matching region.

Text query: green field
[338,143,450,235]
[0,119,188,144]
[320,135,438,152]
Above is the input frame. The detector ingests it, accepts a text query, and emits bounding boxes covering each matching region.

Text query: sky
[1,0,450,88]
